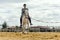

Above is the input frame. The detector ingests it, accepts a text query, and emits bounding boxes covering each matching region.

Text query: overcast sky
[0,0,60,28]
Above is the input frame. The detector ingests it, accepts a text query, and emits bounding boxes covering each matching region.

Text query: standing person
[20,4,32,28]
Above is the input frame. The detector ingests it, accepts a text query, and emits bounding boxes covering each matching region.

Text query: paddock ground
[0,32,60,40]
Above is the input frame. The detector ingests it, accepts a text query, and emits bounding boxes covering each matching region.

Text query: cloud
[0,0,60,26]
[0,0,30,3]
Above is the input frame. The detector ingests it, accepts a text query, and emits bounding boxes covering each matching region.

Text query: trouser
[20,15,32,25]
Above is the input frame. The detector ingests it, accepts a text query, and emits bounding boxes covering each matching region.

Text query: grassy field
[0,32,60,40]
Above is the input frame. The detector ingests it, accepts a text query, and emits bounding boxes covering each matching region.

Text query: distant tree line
[2,21,7,29]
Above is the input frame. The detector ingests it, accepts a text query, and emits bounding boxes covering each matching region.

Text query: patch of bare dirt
[0,32,60,40]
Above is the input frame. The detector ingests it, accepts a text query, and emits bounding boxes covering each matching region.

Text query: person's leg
[28,16,32,25]
[20,16,22,27]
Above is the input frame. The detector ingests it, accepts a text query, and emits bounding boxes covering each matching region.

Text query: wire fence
[0,27,60,32]
[31,17,60,23]
[0,28,22,32]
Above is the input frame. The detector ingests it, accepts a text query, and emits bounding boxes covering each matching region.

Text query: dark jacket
[21,8,28,16]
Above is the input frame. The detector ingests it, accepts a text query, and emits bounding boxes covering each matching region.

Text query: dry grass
[0,32,60,40]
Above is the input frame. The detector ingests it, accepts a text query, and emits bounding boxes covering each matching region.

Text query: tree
[2,21,7,29]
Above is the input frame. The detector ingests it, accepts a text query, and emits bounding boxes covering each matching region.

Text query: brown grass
[0,32,60,40]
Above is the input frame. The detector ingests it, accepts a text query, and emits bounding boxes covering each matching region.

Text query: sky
[0,0,60,28]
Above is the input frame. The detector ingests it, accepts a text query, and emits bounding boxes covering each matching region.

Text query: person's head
[23,4,26,8]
